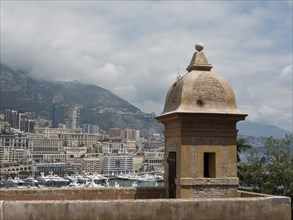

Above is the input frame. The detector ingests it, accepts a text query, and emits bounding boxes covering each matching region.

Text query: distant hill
[237,121,292,139]
[1,64,290,138]
[0,64,162,132]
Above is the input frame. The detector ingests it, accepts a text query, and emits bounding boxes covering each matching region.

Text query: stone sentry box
[156,43,247,199]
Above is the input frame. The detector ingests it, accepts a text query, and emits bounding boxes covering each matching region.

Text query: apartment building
[3,109,35,132]
[64,146,87,159]
[65,158,82,173]
[125,140,137,153]
[36,162,65,173]
[0,133,28,164]
[121,129,140,141]
[81,157,102,173]
[35,127,102,147]
[28,137,64,162]
[144,150,164,172]
[102,155,133,175]
[101,140,127,154]
[109,128,121,140]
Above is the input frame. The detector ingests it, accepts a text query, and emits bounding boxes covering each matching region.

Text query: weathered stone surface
[179,177,239,186]
[160,69,244,115]
[191,185,238,198]
[192,73,228,106]
[0,193,291,220]
[0,188,166,201]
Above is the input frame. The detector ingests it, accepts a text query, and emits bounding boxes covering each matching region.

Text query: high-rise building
[66,107,80,129]
[52,104,64,128]
[20,119,35,133]
[4,109,18,128]
[82,124,100,134]
[121,129,140,141]
[3,109,35,132]
[109,128,121,141]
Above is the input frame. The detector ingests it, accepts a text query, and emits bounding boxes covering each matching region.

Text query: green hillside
[0,64,161,132]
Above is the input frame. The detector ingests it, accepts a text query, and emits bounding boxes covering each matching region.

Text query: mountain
[1,64,291,138]
[237,121,291,139]
[0,64,162,132]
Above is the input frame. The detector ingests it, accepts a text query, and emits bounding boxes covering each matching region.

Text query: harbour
[0,172,164,189]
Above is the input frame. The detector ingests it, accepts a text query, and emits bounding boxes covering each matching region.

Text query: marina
[0,172,164,188]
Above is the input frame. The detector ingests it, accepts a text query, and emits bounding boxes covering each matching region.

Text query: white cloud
[240,104,292,132]
[277,65,293,89]
[0,1,292,131]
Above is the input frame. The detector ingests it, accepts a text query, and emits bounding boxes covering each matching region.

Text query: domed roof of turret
[160,43,244,116]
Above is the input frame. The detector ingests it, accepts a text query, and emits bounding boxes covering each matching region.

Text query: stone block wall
[0,187,166,201]
[0,192,291,220]
[191,185,238,198]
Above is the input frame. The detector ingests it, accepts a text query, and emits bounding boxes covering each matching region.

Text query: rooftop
[160,43,246,116]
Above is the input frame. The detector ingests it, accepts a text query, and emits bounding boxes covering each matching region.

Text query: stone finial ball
[195,42,204,51]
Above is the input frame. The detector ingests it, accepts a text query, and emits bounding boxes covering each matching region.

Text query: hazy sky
[1,1,292,131]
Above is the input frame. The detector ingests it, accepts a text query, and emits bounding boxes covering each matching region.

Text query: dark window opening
[168,151,176,198]
[204,152,216,178]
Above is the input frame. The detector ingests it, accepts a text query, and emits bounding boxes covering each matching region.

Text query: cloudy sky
[1,1,292,131]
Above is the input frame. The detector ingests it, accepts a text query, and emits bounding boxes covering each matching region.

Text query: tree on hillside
[236,138,252,164]
[238,134,293,200]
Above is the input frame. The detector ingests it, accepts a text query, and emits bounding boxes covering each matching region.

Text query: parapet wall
[0,189,291,220]
[0,195,291,220]
[0,187,166,200]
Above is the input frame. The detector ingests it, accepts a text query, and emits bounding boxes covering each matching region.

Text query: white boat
[37,172,69,187]
[13,176,25,186]
[131,181,138,187]
[84,178,105,188]
[5,177,19,187]
[24,177,39,186]
[137,174,156,182]
[64,172,109,187]
[114,181,120,188]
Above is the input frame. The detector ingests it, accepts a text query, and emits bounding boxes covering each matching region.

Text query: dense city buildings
[0,108,164,175]
[2,109,35,132]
